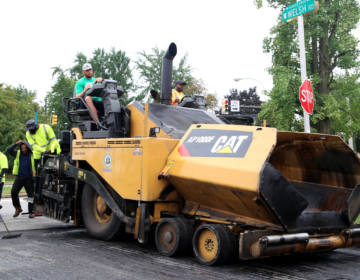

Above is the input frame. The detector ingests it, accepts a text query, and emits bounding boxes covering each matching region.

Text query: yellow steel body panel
[163,124,282,229]
[127,104,172,139]
[72,137,178,201]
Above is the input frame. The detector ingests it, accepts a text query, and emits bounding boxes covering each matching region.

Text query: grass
[2,186,26,195]
[355,215,360,225]
[5,174,16,182]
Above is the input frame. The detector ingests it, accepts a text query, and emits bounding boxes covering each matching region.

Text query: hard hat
[25,120,38,131]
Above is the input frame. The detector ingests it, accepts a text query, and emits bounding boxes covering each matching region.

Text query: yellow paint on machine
[162,124,282,229]
[72,137,178,201]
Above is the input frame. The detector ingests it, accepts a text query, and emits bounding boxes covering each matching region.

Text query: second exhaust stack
[161,43,177,105]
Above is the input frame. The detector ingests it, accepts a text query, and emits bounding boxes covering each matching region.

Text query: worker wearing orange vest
[171,80,186,105]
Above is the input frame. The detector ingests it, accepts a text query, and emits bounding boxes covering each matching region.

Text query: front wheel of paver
[81,183,125,241]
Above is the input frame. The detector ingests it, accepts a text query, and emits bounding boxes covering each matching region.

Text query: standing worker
[25,120,61,169]
[0,152,8,210]
[6,141,36,218]
[171,80,186,105]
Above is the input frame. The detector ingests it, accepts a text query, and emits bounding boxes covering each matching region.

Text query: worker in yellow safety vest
[25,120,61,169]
[171,80,187,105]
[0,151,8,209]
[6,141,36,218]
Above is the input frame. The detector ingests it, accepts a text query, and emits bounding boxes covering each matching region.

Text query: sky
[1,0,359,105]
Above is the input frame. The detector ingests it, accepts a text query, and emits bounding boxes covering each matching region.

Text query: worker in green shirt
[0,152,8,210]
[75,63,104,130]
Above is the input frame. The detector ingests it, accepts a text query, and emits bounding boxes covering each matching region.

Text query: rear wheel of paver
[155,218,194,257]
[82,183,125,241]
[193,224,236,266]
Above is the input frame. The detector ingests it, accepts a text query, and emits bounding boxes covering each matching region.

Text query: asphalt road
[1,199,360,279]
[1,228,360,279]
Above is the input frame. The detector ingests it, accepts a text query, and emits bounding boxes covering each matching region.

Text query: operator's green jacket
[0,152,8,183]
[26,124,61,160]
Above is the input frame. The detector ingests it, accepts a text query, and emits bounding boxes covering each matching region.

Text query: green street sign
[282,0,317,21]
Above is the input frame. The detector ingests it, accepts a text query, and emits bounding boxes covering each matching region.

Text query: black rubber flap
[260,163,308,228]
[347,184,360,225]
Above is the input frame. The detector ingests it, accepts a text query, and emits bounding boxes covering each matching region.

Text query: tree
[225,87,262,115]
[135,46,193,102]
[69,48,136,103]
[47,67,77,135]
[184,78,219,111]
[257,0,360,135]
[0,84,46,171]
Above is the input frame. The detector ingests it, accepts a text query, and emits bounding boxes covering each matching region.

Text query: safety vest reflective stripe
[172,90,184,105]
[29,124,51,148]
[42,124,50,146]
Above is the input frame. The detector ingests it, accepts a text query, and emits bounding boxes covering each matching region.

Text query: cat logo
[179,129,252,158]
[210,136,249,154]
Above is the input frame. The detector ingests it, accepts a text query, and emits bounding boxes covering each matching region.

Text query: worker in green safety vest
[6,140,36,218]
[0,152,9,210]
[25,120,61,169]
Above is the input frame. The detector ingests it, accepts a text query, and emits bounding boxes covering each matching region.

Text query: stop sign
[299,79,314,114]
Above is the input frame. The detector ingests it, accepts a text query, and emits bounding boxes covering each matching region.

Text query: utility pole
[44,98,48,115]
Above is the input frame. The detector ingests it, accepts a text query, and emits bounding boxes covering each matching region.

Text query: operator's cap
[175,80,186,86]
[82,63,92,71]
[25,120,38,131]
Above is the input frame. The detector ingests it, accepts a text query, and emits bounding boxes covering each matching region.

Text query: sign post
[298,11,311,133]
[283,0,318,133]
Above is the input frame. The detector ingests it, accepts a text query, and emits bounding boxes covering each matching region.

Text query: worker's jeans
[11,176,34,213]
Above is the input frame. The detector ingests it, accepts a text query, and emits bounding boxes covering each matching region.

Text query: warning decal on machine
[178,129,253,158]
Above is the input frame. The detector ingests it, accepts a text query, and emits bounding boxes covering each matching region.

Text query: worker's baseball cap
[82,63,92,71]
[25,120,38,131]
[175,80,186,86]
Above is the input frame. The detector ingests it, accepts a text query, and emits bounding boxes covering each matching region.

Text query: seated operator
[75,63,104,130]
[171,80,186,105]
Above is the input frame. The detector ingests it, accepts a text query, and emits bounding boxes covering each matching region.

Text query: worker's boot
[13,206,22,218]
[29,213,35,219]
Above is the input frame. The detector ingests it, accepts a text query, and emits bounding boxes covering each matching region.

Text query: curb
[2,193,27,198]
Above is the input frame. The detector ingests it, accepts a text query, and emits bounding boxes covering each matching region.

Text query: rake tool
[0,214,22,239]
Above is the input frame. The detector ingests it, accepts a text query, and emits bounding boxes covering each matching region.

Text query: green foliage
[69,48,136,103]
[330,71,360,139]
[258,0,360,135]
[0,84,46,171]
[184,78,219,111]
[135,46,193,102]
[47,67,77,136]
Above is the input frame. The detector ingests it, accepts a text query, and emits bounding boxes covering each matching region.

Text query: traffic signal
[222,99,229,114]
[52,115,58,125]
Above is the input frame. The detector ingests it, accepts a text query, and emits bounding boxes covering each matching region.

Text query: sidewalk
[0,198,76,233]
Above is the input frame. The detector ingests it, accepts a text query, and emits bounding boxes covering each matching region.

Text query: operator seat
[72,88,104,132]
[63,79,130,139]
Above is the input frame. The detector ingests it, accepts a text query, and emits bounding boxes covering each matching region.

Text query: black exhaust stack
[161,43,177,105]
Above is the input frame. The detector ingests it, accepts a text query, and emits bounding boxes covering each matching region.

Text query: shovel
[0,214,22,239]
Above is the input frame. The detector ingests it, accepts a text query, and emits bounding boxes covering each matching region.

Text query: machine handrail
[61,97,108,130]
